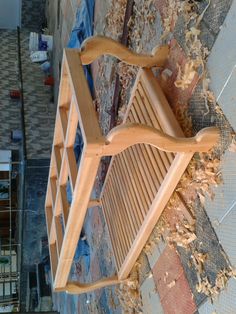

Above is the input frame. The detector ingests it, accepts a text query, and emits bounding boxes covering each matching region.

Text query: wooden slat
[59,107,68,140]
[66,147,77,192]
[58,60,72,110]
[49,218,57,245]
[59,148,69,186]
[121,150,147,217]
[140,69,184,137]
[54,187,62,216]
[106,179,129,259]
[109,163,137,239]
[55,215,64,257]
[132,99,168,177]
[116,155,143,227]
[60,185,69,227]
[50,242,58,283]
[64,49,104,149]
[108,171,133,250]
[50,178,57,207]
[65,99,79,147]
[101,194,121,269]
[128,111,163,190]
[137,83,175,165]
[135,89,172,170]
[45,206,53,237]
[54,155,101,288]
[118,152,193,280]
[54,145,62,177]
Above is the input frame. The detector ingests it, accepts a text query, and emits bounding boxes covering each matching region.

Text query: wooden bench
[45,36,219,294]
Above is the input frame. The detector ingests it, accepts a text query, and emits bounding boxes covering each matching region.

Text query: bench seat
[45,36,219,294]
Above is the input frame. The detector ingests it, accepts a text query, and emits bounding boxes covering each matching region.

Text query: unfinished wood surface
[101,68,219,281]
[45,39,219,294]
[80,36,170,67]
[45,48,106,289]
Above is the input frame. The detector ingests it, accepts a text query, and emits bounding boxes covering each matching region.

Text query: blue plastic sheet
[67,0,95,93]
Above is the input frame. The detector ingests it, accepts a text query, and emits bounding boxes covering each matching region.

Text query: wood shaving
[191,251,208,274]
[167,222,196,248]
[117,266,143,314]
[196,268,236,299]
[174,60,198,90]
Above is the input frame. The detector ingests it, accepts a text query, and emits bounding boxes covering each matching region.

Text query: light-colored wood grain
[102,123,220,156]
[45,39,220,295]
[80,36,169,68]
[55,276,121,294]
[118,153,193,280]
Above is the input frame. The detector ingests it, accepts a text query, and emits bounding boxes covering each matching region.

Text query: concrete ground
[46,0,236,313]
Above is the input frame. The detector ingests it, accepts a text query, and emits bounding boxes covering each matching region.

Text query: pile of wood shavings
[116,266,143,314]
[117,62,138,122]
[128,0,157,52]
[105,0,127,39]
[196,268,236,299]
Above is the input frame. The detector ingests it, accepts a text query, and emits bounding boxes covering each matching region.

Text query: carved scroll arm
[54,275,121,295]
[79,36,169,67]
[101,123,220,156]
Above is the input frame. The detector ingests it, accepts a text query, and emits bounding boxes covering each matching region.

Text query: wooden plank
[118,152,193,280]
[88,199,101,207]
[140,69,185,137]
[132,99,168,176]
[66,147,77,192]
[135,90,172,171]
[65,99,79,148]
[49,218,57,245]
[59,107,68,141]
[128,110,163,189]
[108,172,133,250]
[64,49,105,150]
[122,150,147,217]
[106,179,128,260]
[112,161,139,235]
[116,154,142,226]
[54,146,62,177]
[55,215,64,257]
[54,112,64,146]
[45,206,53,238]
[137,83,174,165]
[58,57,72,110]
[50,242,58,283]
[54,154,101,289]
[102,194,121,269]
[60,185,69,227]
[109,163,136,239]
[59,148,69,186]
[54,187,62,216]
[50,178,57,207]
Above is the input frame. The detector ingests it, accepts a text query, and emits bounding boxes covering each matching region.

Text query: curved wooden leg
[54,275,122,295]
[79,35,169,67]
[102,123,220,155]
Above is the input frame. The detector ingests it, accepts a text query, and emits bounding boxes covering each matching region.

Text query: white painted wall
[0,0,21,29]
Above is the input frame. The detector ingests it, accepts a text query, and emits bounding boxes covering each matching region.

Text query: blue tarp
[67,0,95,93]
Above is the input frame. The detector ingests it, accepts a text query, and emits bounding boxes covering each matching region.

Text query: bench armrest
[80,35,169,67]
